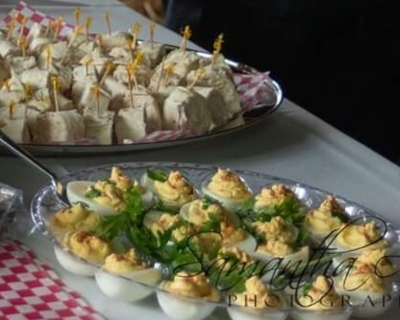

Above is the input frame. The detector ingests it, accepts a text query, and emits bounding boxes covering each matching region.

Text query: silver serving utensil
[0,130,69,207]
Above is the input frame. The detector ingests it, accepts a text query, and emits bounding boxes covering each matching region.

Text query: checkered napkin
[0,239,107,320]
[3,1,75,38]
[2,1,276,144]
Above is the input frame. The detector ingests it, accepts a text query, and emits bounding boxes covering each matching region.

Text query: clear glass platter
[30,162,400,320]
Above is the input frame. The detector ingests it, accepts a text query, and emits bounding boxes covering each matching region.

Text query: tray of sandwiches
[0,2,282,156]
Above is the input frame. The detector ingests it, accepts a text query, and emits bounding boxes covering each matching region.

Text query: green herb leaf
[255,197,305,228]
[95,211,128,240]
[93,187,145,247]
[270,274,288,289]
[301,282,313,296]
[147,169,168,182]
[93,185,192,264]
[170,240,204,274]
[295,227,309,248]
[200,213,221,233]
[236,214,264,243]
[201,195,219,209]
[209,259,264,294]
[85,187,102,199]
[124,187,146,225]
[236,197,256,217]
[153,200,180,214]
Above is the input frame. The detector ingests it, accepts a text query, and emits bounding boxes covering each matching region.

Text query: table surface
[1,1,400,320]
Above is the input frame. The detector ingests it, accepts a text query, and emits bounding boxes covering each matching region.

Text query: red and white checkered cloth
[3,1,75,38]
[2,1,277,144]
[0,239,107,320]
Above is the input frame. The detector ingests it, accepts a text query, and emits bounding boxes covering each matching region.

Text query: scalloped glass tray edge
[29,162,400,319]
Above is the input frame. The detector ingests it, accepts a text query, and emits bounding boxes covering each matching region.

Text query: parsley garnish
[219,252,240,264]
[255,197,305,227]
[200,213,221,233]
[147,169,168,182]
[209,258,264,294]
[236,196,307,246]
[171,239,205,274]
[240,218,265,243]
[85,187,102,199]
[301,282,313,296]
[236,197,256,217]
[201,195,219,209]
[235,197,263,241]
[94,187,211,269]
[295,226,309,248]
[153,200,179,214]
[94,187,144,240]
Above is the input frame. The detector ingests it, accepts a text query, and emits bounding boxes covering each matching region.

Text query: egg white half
[334,281,395,318]
[156,281,218,320]
[284,283,352,320]
[66,180,154,217]
[179,201,257,254]
[252,246,310,269]
[227,292,288,320]
[143,210,172,230]
[95,267,161,302]
[140,172,156,193]
[140,172,196,209]
[67,181,117,216]
[54,245,97,276]
[290,305,351,320]
[200,180,251,213]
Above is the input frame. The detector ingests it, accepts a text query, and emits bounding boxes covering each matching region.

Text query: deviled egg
[216,246,257,266]
[54,245,98,276]
[143,210,180,231]
[253,242,309,269]
[95,248,161,302]
[49,202,100,236]
[227,276,288,320]
[201,168,252,212]
[352,248,396,279]
[334,262,396,318]
[287,275,352,320]
[67,166,153,216]
[328,220,388,266]
[251,217,309,267]
[334,248,397,281]
[253,216,298,244]
[253,184,296,211]
[143,210,195,243]
[55,230,112,276]
[305,196,346,241]
[157,271,220,320]
[141,169,198,209]
[211,246,264,288]
[179,199,257,253]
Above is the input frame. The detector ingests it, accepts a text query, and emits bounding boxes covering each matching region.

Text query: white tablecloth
[1,1,400,320]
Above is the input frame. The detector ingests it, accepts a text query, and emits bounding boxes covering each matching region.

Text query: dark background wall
[164,0,400,163]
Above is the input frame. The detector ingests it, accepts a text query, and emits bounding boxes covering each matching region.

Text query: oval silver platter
[0,46,283,157]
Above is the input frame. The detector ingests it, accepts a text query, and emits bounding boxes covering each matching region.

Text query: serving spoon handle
[0,130,69,206]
